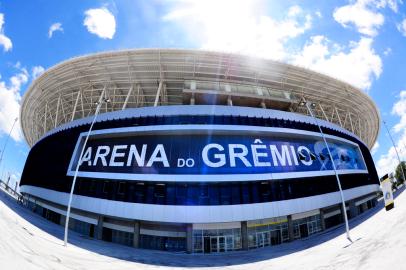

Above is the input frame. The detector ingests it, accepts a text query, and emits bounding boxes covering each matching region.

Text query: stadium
[19,49,380,253]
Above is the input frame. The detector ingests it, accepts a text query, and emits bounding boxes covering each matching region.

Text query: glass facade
[72,173,374,206]
[247,217,289,249]
[68,218,92,237]
[112,230,134,246]
[21,195,378,253]
[192,228,242,253]
[357,198,376,215]
[140,235,186,251]
[293,214,322,239]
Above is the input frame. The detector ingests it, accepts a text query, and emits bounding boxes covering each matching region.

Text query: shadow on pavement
[0,186,403,268]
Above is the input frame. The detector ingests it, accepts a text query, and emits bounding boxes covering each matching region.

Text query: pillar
[186,224,193,253]
[133,221,140,248]
[241,221,249,250]
[287,215,294,241]
[96,215,104,240]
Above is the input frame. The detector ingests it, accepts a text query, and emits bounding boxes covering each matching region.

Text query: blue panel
[68,131,366,178]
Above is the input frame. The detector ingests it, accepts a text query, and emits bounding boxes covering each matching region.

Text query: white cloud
[0,13,12,52]
[0,67,29,142]
[392,91,406,133]
[376,91,406,177]
[375,0,401,12]
[292,36,382,90]
[83,7,116,39]
[397,19,406,36]
[163,0,312,61]
[163,1,382,90]
[31,66,45,80]
[48,22,63,38]
[333,0,384,36]
[333,0,401,36]
[371,141,380,155]
[384,47,392,55]
[288,5,302,17]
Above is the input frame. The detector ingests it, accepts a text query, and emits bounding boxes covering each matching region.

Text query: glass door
[270,230,281,245]
[263,232,270,247]
[226,236,234,251]
[218,236,225,252]
[210,237,218,252]
[203,236,211,253]
[256,232,264,247]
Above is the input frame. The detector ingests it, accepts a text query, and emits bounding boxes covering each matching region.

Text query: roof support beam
[319,103,329,121]
[43,102,48,134]
[60,97,67,124]
[358,117,362,140]
[154,81,163,107]
[122,85,134,110]
[71,90,81,121]
[348,111,355,133]
[135,84,141,107]
[80,89,85,118]
[54,95,61,128]
[335,107,343,127]
[162,83,167,104]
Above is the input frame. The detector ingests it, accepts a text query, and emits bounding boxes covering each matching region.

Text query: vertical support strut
[154,81,163,107]
[122,85,134,110]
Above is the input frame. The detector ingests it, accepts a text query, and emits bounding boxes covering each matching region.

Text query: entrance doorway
[299,224,309,238]
[256,232,270,247]
[270,230,282,245]
[205,236,234,253]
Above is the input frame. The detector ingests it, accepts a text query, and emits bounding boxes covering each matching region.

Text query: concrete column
[133,221,140,248]
[287,215,294,241]
[241,221,249,250]
[96,215,104,240]
[186,224,193,253]
[348,200,358,219]
[319,209,326,231]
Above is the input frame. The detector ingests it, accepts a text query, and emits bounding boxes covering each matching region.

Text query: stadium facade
[19,49,380,253]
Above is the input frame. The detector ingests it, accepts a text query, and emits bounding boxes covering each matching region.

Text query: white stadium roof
[20,49,380,148]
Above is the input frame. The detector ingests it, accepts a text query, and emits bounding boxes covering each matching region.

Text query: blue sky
[0,0,406,188]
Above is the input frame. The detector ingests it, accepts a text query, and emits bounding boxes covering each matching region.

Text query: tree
[395,161,406,185]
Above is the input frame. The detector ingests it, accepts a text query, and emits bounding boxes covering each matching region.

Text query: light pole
[0,117,18,173]
[299,99,352,242]
[63,96,110,247]
[382,120,406,184]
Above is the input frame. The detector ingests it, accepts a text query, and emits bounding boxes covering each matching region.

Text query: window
[135,183,145,203]
[199,185,209,205]
[89,180,96,193]
[220,185,231,205]
[260,182,270,202]
[154,184,166,204]
[166,186,176,205]
[176,185,187,204]
[102,181,109,194]
[117,182,126,195]
[241,184,250,203]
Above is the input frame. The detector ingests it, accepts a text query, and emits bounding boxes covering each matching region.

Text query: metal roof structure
[20,49,380,148]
